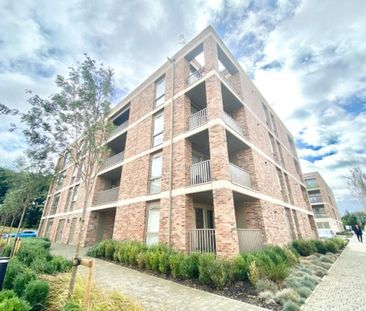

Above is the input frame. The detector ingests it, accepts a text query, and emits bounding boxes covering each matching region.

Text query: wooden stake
[81,258,94,310]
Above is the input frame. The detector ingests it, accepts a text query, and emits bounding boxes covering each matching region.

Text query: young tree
[345,167,366,209]
[0,56,114,297]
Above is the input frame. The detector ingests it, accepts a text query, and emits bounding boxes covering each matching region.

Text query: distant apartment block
[304,172,343,233]
[39,26,317,258]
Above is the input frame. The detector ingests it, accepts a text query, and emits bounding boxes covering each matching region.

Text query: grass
[0,226,34,234]
[42,273,142,311]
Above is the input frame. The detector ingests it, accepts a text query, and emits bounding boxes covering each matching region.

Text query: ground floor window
[146,203,160,246]
[194,207,214,229]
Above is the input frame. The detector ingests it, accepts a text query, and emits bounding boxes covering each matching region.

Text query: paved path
[303,237,366,311]
[51,243,267,311]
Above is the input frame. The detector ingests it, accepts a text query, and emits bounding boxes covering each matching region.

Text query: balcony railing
[190,160,211,185]
[101,152,124,171]
[306,183,319,189]
[94,187,119,206]
[189,108,208,130]
[309,194,323,204]
[314,213,328,218]
[229,163,251,188]
[237,229,264,253]
[189,229,216,253]
[186,67,205,86]
[110,121,129,138]
[223,112,244,136]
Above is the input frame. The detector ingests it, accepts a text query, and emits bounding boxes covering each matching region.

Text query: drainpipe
[167,57,175,248]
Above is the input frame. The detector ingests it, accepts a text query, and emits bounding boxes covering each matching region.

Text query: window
[56,172,65,190]
[65,188,73,212]
[154,76,165,108]
[276,168,288,202]
[70,185,79,211]
[152,112,164,147]
[293,159,301,176]
[284,173,294,205]
[149,154,162,194]
[50,194,60,215]
[146,203,160,246]
[288,134,296,153]
[270,113,277,135]
[45,219,54,238]
[269,133,279,163]
[262,103,271,128]
[305,178,318,189]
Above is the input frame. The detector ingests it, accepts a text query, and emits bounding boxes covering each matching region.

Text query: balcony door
[195,207,214,229]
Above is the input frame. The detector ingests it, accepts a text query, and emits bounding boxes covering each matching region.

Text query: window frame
[152,111,164,147]
[154,76,165,108]
[149,153,162,194]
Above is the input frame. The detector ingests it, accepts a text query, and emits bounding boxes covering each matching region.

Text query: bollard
[0,257,10,290]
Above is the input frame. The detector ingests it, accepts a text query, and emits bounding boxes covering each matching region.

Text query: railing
[101,152,124,171]
[94,187,119,206]
[189,108,208,130]
[190,160,211,185]
[237,229,264,253]
[186,67,205,86]
[223,112,244,136]
[309,194,323,204]
[229,163,251,188]
[189,229,216,253]
[306,183,319,189]
[110,120,129,137]
[313,213,328,218]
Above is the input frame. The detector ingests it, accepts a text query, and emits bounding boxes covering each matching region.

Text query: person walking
[354,224,363,242]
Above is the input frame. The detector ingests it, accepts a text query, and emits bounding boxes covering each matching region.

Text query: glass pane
[146,234,159,246]
[207,210,214,228]
[153,133,163,147]
[155,78,165,99]
[151,155,162,178]
[154,114,164,135]
[195,208,204,229]
[149,178,161,194]
[147,209,160,233]
[155,95,165,107]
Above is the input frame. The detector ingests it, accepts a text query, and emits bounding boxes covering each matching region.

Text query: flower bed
[87,237,348,310]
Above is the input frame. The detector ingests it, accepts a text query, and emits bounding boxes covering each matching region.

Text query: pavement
[302,236,366,311]
[51,243,267,311]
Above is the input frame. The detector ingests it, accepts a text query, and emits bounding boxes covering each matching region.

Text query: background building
[304,171,343,233]
[39,26,317,258]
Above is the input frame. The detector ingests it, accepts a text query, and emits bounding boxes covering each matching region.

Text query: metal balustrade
[94,187,119,206]
[229,163,251,188]
[309,194,323,204]
[189,229,216,253]
[186,67,205,86]
[189,108,208,130]
[223,112,244,136]
[237,229,264,252]
[101,152,124,171]
[110,120,129,137]
[313,213,328,218]
[190,160,211,185]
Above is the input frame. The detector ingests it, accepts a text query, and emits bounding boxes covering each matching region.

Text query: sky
[0,0,365,214]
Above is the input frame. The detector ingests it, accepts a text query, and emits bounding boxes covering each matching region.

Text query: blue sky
[0,0,365,214]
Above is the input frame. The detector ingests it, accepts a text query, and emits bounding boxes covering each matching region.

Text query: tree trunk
[0,217,8,237]
[6,217,16,245]
[68,180,92,299]
[10,204,27,258]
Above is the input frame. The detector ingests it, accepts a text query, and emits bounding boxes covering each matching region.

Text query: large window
[146,203,160,246]
[305,178,318,189]
[149,154,162,194]
[152,112,164,147]
[154,76,165,108]
[70,185,79,211]
[50,194,60,215]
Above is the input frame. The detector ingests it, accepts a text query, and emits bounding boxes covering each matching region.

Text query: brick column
[213,188,239,258]
[203,35,219,72]
[205,75,223,120]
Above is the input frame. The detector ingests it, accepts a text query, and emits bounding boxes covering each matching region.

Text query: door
[55,219,65,243]
[195,208,214,229]
[193,207,215,252]
[67,218,77,244]
[146,208,160,246]
[96,212,106,243]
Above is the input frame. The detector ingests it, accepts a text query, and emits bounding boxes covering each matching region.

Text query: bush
[298,275,317,290]
[248,261,259,285]
[169,252,184,278]
[2,243,12,257]
[3,259,27,290]
[255,278,278,293]
[283,300,300,311]
[136,252,146,270]
[104,240,115,259]
[292,240,316,256]
[0,297,31,311]
[275,288,300,303]
[0,289,17,302]
[24,279,49,311]
[330,237,346,249]
[197,253,216,285]
[16,239,50,266]
[209,260,233,289]
[13,270,36,296]
[180,253,199,279]
[325,240,338,253]
[311,240,327,254]
[50,256,72,273]
[296,286,312,298]
[158,252,170,274]
[145,249,160,272]
[232,255,249,281]
[261,261,290,283]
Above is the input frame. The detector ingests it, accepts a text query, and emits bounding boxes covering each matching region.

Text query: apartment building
[304,172,343,233]
[38,26,317,258]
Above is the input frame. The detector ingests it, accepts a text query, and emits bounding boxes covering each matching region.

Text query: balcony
[186,67,205,86]
[223,112,244,136]
[94,187,119,206]
[309,194,323,204]
[101,152,124,171]
[237,229,264,253]
[229,163,251,188]
[314,213,328,218]
[189,228,216,253]
[110,120,128,138]
[190,160,211,185]
[189,108,208,130]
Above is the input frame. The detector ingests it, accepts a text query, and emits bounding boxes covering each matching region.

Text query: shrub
[127,242,146,266]
[324,240,338,253]
[284,276,302,289]
[104,240,115,259]
[320,255,333,263]
[0,297,31,311]
[330,237,346,249]
[275,288,300,303]
[24,279,49,311]
[248,261,259,285]
[232,255,249,281]
[180,253,199,279]
[30,257,55,275]
[145,249,160,272]
[296,286,312,298]
[292,240,316,256]
[13,270,37,296]
[62,302,82,311]
[283,248,299,265]
[283,300,300,311]
[0,289,17,302]
[261,260,290,283]
[311,240,327,254]
[298,275,317,290]
[2,243,12,257]
[258,290,275,302]
[197,253,216,285]
[209,260,233,289]
[16,239,50,266]
[50,256,72,273]
[136,252,146,270]
[255,278,278,293]
[169,252,184,278]
[3,259,27,290]
[158,252,170,274]
[313,267,327,277]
